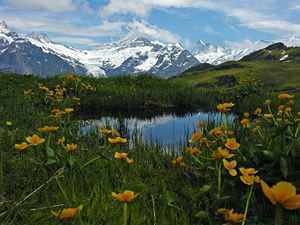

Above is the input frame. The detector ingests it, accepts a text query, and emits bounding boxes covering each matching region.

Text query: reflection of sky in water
[81,112,233,148]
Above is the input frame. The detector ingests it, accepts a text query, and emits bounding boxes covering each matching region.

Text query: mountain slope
[0,22,87,77]
[191,40,271,65]
[241,42,300,63]
[0,21,199,77]
[175,43,300,90]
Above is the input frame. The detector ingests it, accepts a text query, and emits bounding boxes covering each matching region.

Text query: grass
[175,61,300,90]
[0,72,300,225]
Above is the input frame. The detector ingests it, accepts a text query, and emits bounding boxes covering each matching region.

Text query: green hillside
[175,43,300,91]
[175,60,300,90]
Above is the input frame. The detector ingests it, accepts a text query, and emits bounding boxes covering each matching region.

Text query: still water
[80,111,233,149]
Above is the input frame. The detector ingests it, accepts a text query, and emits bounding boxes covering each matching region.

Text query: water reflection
[80,111,234,149]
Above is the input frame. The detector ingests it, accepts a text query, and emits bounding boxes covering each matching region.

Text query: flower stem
[217,162,222,198]
[242,184,254,225]
[275,205,283,225]
[123,203,128,225]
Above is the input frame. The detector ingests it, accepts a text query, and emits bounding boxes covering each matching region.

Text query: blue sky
[0,0,300,49]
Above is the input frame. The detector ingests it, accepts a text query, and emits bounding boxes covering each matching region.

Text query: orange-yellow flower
[114,152,128,160]
[171,156,184,166]
[239,167,260,186]
[25,134,45,146]
[278,93,294,100]
[212,147,235,160]
[112,191,138,203]
[217,208,244,224]
[126,158,134,164]
[243,112,250,118]
[189,131,203,143]
[15,142,30,152]
[51,205,82,220]
[240,118,250,127]
[225,138,240,150]
[64,108,74,113]
[254,107,262,115]
[184,147,201,156]
[223,159,237,176]
[100,127,120,137]
[209,127,224,137]
[57,137,65,145]
[260,180,300,210]
[108,137,128,145]
[38,126,59,133]
[217,102,234,113]
[66,143,77,152]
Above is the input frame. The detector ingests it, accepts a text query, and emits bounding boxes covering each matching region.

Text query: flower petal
[282,195,300,210]
[272,182,296,204]
[229,169,237,177]
[260,180,276,205]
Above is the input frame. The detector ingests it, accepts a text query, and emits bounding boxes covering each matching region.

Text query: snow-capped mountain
[191,40,271,65]
[276,36,300,47]
[0,21,199,77]
[192,37,300,66]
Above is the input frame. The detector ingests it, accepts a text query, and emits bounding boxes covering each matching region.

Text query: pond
[80,111,234,149]
[80,112,234,148]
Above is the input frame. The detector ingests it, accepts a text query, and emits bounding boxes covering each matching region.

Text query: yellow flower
[278,93,294,100]
[217,208,244,224]
[64,108,74,113]
[38,126,59,133]
[108,137,128,145]
[243,112,250,118]
[126,158,134,164]
[240,118,250,127]
[100,127,120,137]
[239,167,257,176]
[51,205,82,220]
[26,134,45,145]
[189,131,203,143]
[225,138,240,150]
[15,142,30,152]
[217,102,235,113]
[114,152,128,160]
[223,159,237,176]
[57,137,65,145]
[260,180,300,210]
[254,107,262,115]
[171,156,184,166]
[112,191,138,203]
[5,121,12,126]
[184,147,201,156]
[212,147,234,160]
[66,144,77,152]
[239,167,260,186]
[209,127,224,137]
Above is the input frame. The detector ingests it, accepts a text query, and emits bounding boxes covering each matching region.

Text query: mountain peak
[0,21,10,34]
[28,32,51,43]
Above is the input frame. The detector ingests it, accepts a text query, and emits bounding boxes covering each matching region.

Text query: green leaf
[280,157,288,179]
[195,210,209,219]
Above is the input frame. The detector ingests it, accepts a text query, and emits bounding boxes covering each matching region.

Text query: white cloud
[0,12,125,38]
[101,0,300,36]
[125,20,180,43]
[52,36,100,46]
[289,4,300,10]
[225,39,270,51]
[7,0,77,12]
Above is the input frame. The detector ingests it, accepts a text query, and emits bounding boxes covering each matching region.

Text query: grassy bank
[0,73,300,224]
